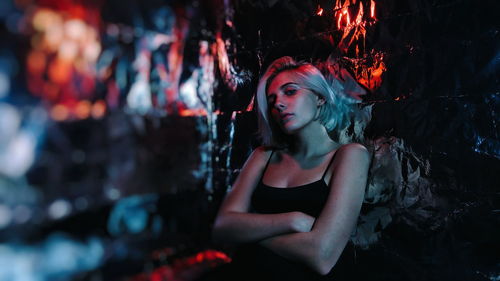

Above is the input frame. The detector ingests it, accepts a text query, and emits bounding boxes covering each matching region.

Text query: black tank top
[251,149,337,217]
[228,149,355,281]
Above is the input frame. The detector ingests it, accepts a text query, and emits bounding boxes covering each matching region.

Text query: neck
[288,122,338,158]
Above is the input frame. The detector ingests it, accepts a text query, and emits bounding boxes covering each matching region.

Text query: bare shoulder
[253,145,273,155]
[336,143,371,165]
[242,146,274,169]
[249,146,273,160]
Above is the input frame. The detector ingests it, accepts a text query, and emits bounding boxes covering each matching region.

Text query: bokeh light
[26,5,102,120]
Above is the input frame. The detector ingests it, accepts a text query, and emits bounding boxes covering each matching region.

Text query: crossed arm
[212,144,370,275]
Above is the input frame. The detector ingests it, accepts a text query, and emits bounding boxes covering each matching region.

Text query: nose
[274,99,286,111]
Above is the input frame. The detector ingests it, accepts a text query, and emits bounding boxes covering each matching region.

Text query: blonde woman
[209,56,370,281]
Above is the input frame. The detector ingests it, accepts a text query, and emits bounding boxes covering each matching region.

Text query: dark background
[0,0,498,280]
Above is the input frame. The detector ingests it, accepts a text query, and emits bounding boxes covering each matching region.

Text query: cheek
[300,97,319,114]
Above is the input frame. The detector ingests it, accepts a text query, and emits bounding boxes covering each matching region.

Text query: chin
[280,125,300,135]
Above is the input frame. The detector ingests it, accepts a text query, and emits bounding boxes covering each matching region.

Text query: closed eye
[281,83,300,96]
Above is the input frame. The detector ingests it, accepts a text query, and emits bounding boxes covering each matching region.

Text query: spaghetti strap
[321,149,338,181]
[259,149,274,182]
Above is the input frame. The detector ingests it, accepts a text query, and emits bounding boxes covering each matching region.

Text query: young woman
[210,56,370,281]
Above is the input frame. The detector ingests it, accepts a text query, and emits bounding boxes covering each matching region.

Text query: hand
[290,211,315,233]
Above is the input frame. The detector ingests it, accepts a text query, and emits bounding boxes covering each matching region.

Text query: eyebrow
[280,82,299,89]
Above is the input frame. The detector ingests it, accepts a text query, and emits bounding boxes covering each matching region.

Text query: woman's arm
[212,146,315,244]
[258,143,370,275]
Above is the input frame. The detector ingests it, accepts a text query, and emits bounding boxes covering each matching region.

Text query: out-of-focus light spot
[75,100,91,119]
[91,100,106,119]
[108,195,159,236]
[84,41,101,62]
[127,80,152,114]
[196,252,203,263]
[74,197,89,211]
[0,204,12,229]
[0,103,44,178]
[179,108,208,116]
[48,199,72,220]
[0,105,21,133]
[106,24,119,37]
[27,50,46,75]
[0,102,20,147]
[43,82,60,100]
[0,234,104,280]
[0,131,36,178]
[29,106,48,130]
[13,205,31,224]
[0,72,10,98]
[27,7,101,110]
[64,19,86,41]
[51,104,69,121]
[106,188,121,201]
[151,33,173,49]
[32,9,62,32]
[141,250,231,280]
[97,50,114,79]
[175,250,232,268]
[45,24,64,52]
[370,0,376,19]
[180,71,202,108]
[48,59,72,84]
[58,40,78,61]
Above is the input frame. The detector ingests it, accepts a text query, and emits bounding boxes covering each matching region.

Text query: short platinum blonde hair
[256,56,350,147]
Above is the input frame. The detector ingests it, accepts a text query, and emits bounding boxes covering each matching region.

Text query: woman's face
[266,70,322,134]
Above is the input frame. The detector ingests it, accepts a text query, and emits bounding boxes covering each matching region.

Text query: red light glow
[353,52,387,91]
[165,18,189,110]
[370,0,376,19]
[326,0,378,55]
[179,108,209,117]
[26,5,102,120]
[130,250,231,281]
[91,100,106,119]
[216,32,238,91]
[27,51,46,75]
[74,100,91,119]
[336,7,351,30]
[354,2,364,25]
[317,6,324,16]
[50,104,69,121]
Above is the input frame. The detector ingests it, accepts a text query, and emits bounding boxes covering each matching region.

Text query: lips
[279,113,294,122]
